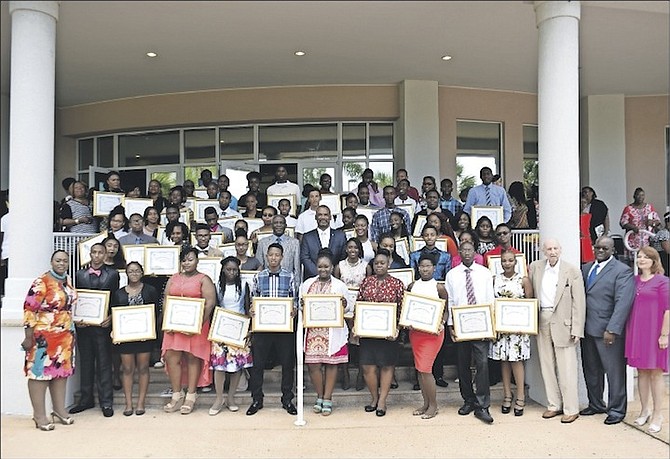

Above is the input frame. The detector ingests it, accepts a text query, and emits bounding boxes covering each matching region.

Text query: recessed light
[441,55,452,61]
[294,50,306,56]
[146,52,158,58]
[135,154,141,158]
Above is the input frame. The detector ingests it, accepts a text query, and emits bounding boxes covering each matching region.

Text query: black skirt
[359,338,399,367]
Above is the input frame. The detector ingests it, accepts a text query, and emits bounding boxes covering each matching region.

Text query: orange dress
[161,272,212,388]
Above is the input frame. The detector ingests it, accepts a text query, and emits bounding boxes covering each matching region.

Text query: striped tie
[465,268,477,304]
[485,185,492,205]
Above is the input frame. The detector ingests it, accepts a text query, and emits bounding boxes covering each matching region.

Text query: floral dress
[619,203,658,248]
[303,279,349,365]
[23,273,76,380]
[488,273,530,361]
[210,283,253,373]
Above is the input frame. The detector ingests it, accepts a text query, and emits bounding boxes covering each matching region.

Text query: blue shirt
[409,247,451,281]
[463,184,512,222]
[370,207,411,243]
[440,195,463,216]
[251,267,297,305]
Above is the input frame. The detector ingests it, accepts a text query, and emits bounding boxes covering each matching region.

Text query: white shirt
[317,227,330,248]
[0,213,8,260]
[587,255,613,279]
[284,215,298,227]
[445,262,494,326]
[295,208,317,235]
[266,180,301,207]
[540,259,561,310]
[219,207,242,218]
[394,196,421,213]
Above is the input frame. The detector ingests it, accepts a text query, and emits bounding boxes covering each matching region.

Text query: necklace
[347,258,361,267]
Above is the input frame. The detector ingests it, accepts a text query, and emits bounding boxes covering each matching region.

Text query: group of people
[21,165,668,433]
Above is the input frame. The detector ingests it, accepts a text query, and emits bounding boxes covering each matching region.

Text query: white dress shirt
[445,262,494,326]
[540,259,560,310]
[295,208,317,235]
[317,227,330,248]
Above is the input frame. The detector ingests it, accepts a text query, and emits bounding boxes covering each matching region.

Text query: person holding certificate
[209,256,253,416]
[22,250,77,431]
[488,249,534,416]
[407,254,448,419]
[409,225,451,281]
[356,249,405,417]
[300,249,353,416]
[111,261,159,416]
[162,247,216,415]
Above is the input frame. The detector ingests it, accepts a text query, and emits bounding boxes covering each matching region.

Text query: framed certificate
[184,198,197,213]
[156,227,168,245]
[412,237,447,252]
[197,257,221,285]
[160,210,190,226]
[252,297,294,332]
[217,216,240,233]
[190,232,225,247]
[395,237,411,264]
[122,244,147,265]
[122,197,153,218]
[494,298,538,335]
[144,245,180,275]
[78,231,107,266]
[344,228,355,241]
[73,289,110,325]
[219,242,253,257]
[389,268,415,288]
[451,303,495,341]
[471,206,504,229]
[118,269,128,289]
[111,304,156,343]
[487,254,528,277]
[303,294,344,328]
[396,203,416,221]
[284,227,295,238]
[162,296,205,334]
[355,207,378,223]
[208,307,250,348]
[93,191,124,217]
[399,291,445,334]
[412,215,428,237]
[319,194,342,216]
[267,194,297,216]
[344,288,359,319]
[244,217,265,235]
[193,188,209,199]
[353,301,397,339]
[240,270,258,291]
[255,231,274,242]
[194,199,219,222]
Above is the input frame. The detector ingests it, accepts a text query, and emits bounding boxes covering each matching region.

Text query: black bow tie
[269,272,280,277]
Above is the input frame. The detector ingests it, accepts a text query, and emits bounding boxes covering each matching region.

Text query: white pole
[294,306,306,426]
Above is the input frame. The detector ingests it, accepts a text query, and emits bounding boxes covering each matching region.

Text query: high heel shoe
[164,389,185,413]
[51,411,74,425]
[501,396,512,414]
[634,411,651,426]
[514,399,525,417]
[33,418,55,431]
[648,416,663,433]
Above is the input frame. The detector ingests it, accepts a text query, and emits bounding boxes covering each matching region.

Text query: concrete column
[397,80,440,186]
[2,1,59,415]
[1,93,8,190]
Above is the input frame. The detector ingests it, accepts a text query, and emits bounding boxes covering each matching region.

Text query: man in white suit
[529,238,586,424]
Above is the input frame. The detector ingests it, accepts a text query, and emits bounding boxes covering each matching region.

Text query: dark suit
[581,257,634,420]
[299,228,347,278]
[75,265,120,409]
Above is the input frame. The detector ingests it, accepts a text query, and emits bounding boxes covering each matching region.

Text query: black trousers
[76,326,113,407]
[248,332,296,404]
[456,340,491,409]
[581,334,627,418]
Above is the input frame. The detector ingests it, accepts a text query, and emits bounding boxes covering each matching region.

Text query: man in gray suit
[256,214,301,282]
[529,238,586,424]
[579,236,635,425]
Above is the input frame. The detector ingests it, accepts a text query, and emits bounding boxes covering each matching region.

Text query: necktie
[88,267,102,277]
[135,236,142,244]
[465,268,476,304]
[276,237,282,244]
[485,185,492,205]
[587,263,599,288]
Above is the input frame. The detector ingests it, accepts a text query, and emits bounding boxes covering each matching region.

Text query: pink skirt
[162,321,213,387]
[409,329,444,373]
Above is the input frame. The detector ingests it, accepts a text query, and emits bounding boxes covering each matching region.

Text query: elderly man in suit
[256,214,301,282]
[580,236,635,424]
[529,238,586,424]
[300,205,347,279]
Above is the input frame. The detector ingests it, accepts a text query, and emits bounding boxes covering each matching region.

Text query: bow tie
[269,272,280,277]
[88,267,102,277]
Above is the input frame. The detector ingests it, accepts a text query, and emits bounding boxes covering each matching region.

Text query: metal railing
[53,232,95,281]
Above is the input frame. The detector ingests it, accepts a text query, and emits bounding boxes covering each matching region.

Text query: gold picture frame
[208,307,251,348]
[388,268,415,288]
[267,194,297,217]
[78,231,107,266]
[471,206,504,229]
[353,301,397,339]
[111,304,156,344]
[144,245,180,275]
[493,298,538,335]
[122,244,148,265]
[487,254,528,277]
[73,289,111,325]
[451,303,495,342]
[122,197,153,219]
[251,297,294,333]
[92,191,124,217]
[399,291,445,335]
[302,294,344,328]
[412,214,427,237]
[162,296,205,334]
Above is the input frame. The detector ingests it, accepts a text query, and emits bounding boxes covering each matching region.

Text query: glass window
[302,166,336,191]
[118,131,179,167]
[97,136,114,168]
[523,124,539,192]
[369,162,394,188]
[78,138,94,170]
[342,162,366,192]
[220,127,253,161]
[184,165,216,187]
[150,171,178,198]
[78,173,89,188]
[343,123,366,159]
[456,120,502,192]
[369,123,393,159]
[184,129,215,163]
[259,124,337,161]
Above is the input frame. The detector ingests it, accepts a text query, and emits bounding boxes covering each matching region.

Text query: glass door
[299,162,337,194]
[220,161,259,204]
[146,166,181,198]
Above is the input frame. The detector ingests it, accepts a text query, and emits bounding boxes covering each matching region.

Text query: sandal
[181,392,197,415]
[421,409,438,420]
[163,390,184,413]
[321,400,333,416]
[209,400,225,416]
[514,398,525,417]
[502,396,513,414]
[413,407,427,416]
[313,398,323,414]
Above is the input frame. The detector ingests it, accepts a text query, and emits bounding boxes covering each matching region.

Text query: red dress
[161,272,212,387]
[580,213,595,263]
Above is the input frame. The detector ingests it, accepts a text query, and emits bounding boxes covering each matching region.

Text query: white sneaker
[160,387,173,398]
[154,360,165,369]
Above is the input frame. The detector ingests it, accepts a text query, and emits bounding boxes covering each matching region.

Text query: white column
[2,1,59,415]
[530,0,587,408]
[1,93,9,189]
[397,80,440,185]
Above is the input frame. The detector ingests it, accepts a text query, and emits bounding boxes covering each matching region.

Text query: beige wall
[624,95,669,216]
[438,87,538,187]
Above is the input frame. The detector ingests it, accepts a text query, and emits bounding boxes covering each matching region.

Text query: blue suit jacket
[300,228,347,279]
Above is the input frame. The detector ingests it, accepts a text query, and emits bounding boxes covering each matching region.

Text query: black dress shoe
[102,406,114,417]
[580,406,606,416]
[68,403,94,414]
[246,401,263,416]
[282,402,297,415]
[412,383,421,391]
[458,403,476,416]
[364,404,378,412]
[604,414,623,425]
[375,408,386,417]
[435,377,449,388]
[474,407,494,424]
